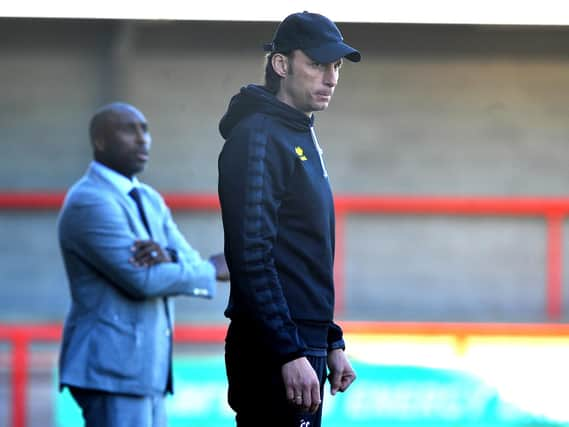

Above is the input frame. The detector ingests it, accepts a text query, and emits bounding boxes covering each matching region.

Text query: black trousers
[225,323,327,427]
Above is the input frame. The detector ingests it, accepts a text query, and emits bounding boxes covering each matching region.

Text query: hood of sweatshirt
[219,84,314,139]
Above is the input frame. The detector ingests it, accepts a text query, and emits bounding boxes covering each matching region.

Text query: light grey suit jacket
[58,164,216,396]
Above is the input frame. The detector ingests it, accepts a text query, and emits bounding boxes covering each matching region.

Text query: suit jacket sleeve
[158,192,217,298]
[58,191,216,300]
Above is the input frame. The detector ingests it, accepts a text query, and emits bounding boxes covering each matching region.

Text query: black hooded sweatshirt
[218,84,344,364]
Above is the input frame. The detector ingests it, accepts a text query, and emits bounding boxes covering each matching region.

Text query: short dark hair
[88,102,131,144]
[89,108,110,143]
[263,51,294,94]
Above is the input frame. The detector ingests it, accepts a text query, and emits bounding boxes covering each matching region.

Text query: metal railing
[1,191,567,318]
[3,321,569,427]
[2,191,569,426]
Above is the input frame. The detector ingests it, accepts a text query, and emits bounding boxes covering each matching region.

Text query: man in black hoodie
[218,11,361,427]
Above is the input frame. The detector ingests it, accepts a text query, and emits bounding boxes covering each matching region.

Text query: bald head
[89,102,142,144]
[89,102,152,178]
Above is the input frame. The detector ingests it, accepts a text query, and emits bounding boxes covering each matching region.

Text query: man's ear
[271,53,289,78]
[92,138,105,151]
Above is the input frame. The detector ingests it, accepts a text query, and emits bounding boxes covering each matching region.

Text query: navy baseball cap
[263,11,361,63]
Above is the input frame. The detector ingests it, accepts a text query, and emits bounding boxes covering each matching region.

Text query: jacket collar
[89,161,141,197]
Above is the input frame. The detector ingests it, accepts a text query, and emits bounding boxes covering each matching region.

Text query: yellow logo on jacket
[295,146,307,161]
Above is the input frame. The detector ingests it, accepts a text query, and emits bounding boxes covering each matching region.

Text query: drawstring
[309,126,328,178]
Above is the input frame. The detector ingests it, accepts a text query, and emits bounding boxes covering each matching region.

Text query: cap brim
[304,41,361,63]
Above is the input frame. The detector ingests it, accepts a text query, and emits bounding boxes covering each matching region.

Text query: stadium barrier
[2,192,569,426]
[3,322,569,427]
[0,192,566,318]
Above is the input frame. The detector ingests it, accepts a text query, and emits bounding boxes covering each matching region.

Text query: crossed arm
[130,239,229,281]
[60,195,227,299]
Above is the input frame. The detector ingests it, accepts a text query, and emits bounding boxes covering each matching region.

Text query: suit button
[165,329,171,337]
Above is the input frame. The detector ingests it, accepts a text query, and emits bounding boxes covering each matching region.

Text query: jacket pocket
[89,315,142,379]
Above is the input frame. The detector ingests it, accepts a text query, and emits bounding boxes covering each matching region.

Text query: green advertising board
[55,354,566,427]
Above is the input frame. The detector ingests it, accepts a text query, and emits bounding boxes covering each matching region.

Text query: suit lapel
[86,167,152,239]
[134,187,157,239]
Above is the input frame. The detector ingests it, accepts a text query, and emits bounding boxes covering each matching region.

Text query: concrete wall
[2,18,569,322]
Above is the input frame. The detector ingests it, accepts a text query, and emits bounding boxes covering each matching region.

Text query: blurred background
[2,2,569,426]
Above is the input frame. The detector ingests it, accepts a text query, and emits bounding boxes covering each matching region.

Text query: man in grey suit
[57,102,229,427]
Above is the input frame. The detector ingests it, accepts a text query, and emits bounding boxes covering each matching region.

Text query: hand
[130,240,171,267]
[282,357,321,414]
[327,349,356,395]
[208,253,230,281]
